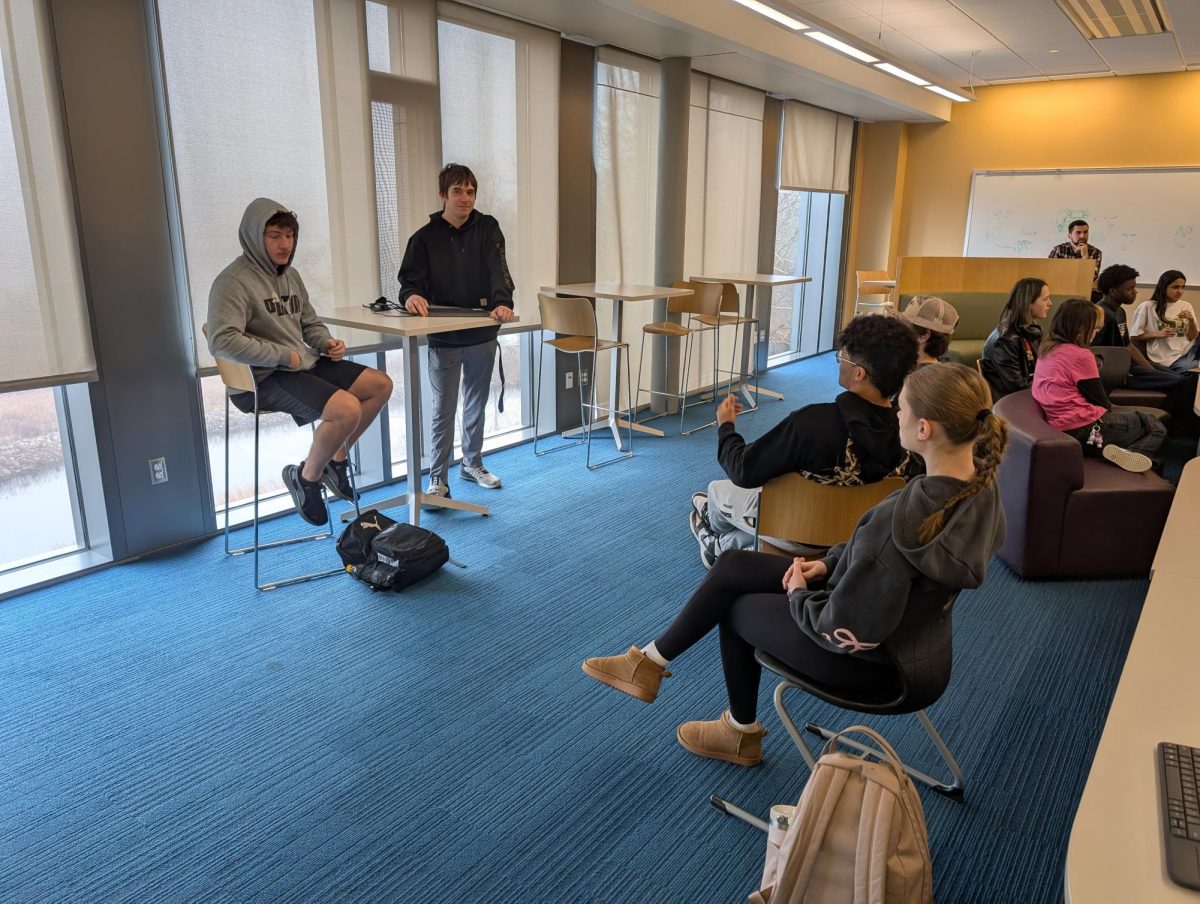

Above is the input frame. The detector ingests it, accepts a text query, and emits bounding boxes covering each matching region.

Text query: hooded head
[239,198,298,275]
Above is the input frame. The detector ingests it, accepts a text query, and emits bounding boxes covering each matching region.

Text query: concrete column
[651,56,691,413]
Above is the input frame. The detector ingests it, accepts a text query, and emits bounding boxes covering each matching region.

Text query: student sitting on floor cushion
[582,363,1006,767]
[1130,269,1200,375]
[901,294,959,367]
[1033,297,1167,473]
[980,277,1053,399]
[688,315,917,568]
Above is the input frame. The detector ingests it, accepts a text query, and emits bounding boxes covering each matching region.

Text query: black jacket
[717,391,906,489]
[1091,301,1128,349]
[980,323,1042,399]
[397,210,515,348]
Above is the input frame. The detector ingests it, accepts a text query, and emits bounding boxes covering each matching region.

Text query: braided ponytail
[903,364,1009,544]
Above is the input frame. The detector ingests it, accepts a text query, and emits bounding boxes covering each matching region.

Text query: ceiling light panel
[875,62,931,85]
[729,0,808,31]
[805,30,880,62]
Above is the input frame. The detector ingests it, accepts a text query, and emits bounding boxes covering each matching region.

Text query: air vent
[1056,0,1170,39]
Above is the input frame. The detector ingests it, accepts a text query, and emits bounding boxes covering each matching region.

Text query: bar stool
[692,281,762,407]
[855,269,895,314]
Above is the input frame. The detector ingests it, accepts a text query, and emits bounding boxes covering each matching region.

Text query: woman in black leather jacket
[980,277,1053,398]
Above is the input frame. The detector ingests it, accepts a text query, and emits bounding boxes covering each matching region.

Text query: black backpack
[337,509,398,567]
[340,513,450,592]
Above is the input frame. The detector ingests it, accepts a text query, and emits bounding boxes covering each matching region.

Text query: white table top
[690,273,811,287]
[860,278,897,287]
[1065,566,1200,902]
[541,282,694,301]
[1151,458,1200,581]
[320,305,517,337]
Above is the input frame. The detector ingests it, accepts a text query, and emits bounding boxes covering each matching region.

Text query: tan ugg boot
[675,710,766,766]
[581,647,671,703]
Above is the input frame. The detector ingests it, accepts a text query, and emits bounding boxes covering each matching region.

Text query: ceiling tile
[1089,32,1185,75]
[1164,0,1200,65]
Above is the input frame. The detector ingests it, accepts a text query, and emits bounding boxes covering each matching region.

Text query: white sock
[726,711,759,732]
[640,642,669,667]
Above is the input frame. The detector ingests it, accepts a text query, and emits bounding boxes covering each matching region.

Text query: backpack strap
[776,761,851,896]
[824,725,909,785]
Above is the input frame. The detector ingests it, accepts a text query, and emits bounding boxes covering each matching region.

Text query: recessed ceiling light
[875,62,930,86]
[1049,48,1060,53]
[926,85,972,102]
[729,0,808,31]
[805,31,879,63]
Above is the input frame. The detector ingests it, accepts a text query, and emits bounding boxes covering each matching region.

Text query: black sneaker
[283,463,328,525]
[320,458,358,502]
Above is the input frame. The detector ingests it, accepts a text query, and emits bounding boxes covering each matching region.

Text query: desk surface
[859,278,897,288]
[320,305,516,337]
[541,282,693,301]
[690,272,811,287]
[1152,458,1200,581]
[1065,567,1200,902]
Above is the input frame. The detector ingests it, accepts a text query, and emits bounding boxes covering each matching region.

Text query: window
[769,190,847,360]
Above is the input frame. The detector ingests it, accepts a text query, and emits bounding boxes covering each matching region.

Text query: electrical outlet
[581,369,590,386]
[149,457,168,485]
[565,371,574,390]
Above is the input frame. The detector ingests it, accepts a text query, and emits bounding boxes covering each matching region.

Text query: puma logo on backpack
[751,726,933,904]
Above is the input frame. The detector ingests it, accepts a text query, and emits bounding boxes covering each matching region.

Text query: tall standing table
[321,305,517,526]
[540,282,694,449]
[690,273,811,409]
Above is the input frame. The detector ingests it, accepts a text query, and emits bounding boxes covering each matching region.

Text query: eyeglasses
[836,350,869,372]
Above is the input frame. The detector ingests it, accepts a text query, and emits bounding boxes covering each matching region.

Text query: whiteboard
[963,168,1200,286]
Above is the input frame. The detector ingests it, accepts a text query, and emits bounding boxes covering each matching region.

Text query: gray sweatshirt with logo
[206,197,332,378]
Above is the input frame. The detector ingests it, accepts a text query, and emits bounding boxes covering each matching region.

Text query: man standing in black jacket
[399,164,515,502]
[689,315,917,567]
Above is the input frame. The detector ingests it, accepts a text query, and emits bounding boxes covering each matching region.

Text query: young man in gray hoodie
[207,198,393,526]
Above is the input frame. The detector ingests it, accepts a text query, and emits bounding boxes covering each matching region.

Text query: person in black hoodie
[582,363,1007,767]
[689,314,917,567]
[399,163,515,501]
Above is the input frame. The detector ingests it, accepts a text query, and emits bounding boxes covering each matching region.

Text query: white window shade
[780,100,854,193]
[0,0,94,392]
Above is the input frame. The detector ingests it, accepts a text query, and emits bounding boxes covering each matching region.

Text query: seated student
[208,199,393,525]
[1130,269,1200,374]
[900,294,959,366]
[688,315,917,567]
[979,277,1052,399]
[1033,297,1167,473]
[1092,264,1188,392]
[582,363,1007,766]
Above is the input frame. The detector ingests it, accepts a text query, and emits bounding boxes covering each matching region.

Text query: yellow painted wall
[896,70,1200,309]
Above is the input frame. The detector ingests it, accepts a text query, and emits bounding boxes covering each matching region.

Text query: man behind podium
[1048,218,1102,298]
[399,163,515,503]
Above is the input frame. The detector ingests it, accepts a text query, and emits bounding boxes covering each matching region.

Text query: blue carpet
[0,353,1145,902]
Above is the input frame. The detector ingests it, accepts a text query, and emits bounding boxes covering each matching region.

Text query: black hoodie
[789,475,1006,663]
[716,391,906,489]
[397,209,515,348]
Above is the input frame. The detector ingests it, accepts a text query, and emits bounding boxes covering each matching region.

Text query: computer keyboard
[1159,742,1200,890]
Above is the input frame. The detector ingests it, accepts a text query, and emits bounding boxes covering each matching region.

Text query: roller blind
[779,100,854,193]
[0,0,94,392]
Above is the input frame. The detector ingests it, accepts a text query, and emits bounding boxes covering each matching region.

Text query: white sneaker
[460,464,502,489]
[423,479,451,509]
[1102,444,1152,473]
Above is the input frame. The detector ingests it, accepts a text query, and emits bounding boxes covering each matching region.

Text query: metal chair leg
[532,340,585,458]
[585,344,634,470]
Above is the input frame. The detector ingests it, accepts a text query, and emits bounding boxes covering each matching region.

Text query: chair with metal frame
[752,471,905,555]
[690,281,763,408]
[532,292,633,469]
[855,269,895,315]
[633,280,724,435]
[210,343,359,591]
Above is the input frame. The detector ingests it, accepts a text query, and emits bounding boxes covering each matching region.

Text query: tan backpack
[750,726,933,904]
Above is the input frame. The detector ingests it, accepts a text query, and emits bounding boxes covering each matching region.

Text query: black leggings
[654,550,896,724]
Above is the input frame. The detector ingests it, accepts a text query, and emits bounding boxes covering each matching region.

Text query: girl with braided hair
[581,363,1007,767]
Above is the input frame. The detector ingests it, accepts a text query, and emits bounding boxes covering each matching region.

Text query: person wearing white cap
[901,294,960,367]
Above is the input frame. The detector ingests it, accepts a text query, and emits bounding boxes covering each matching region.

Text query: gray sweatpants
[428,341,497,483]
[706,478,827,557]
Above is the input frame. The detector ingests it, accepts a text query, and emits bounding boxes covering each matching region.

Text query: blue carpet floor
[0,353,1146,903]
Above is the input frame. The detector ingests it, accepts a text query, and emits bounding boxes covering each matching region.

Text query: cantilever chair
[855,269,895,315]
[532,292,633,469]
[753,471,905,555]
[633,280,724,435]
[207,328,358,591]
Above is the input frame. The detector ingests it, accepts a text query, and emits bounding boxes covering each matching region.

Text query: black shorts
[231,358,368,425]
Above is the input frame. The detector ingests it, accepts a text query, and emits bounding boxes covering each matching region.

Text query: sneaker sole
[284,467,328,526]
[581,661,656,703]
[1102,444,1152,472]
[690,492,708,522]
[675,725,761,766]
[320,469,357,502]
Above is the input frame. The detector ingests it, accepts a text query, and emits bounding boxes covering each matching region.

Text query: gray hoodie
[788,475,1006,663]
[206,198,331,377]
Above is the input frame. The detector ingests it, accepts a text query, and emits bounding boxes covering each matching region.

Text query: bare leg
[300,390,361,481]
[331,368,393,461]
